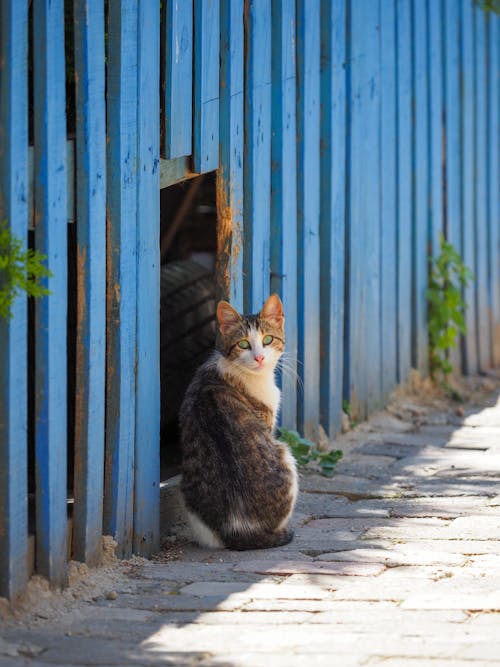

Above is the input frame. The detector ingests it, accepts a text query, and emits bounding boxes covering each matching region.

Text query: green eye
[237,339,251,350]
[262,335,274,346]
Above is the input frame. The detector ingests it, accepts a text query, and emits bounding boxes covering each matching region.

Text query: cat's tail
[223,528,294,551]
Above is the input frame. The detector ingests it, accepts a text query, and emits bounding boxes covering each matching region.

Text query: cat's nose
[254,354,264,364]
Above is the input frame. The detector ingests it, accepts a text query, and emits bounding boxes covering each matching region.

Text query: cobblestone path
[1,380,499,666]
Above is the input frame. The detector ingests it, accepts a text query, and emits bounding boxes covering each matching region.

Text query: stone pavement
[1,378,500,667]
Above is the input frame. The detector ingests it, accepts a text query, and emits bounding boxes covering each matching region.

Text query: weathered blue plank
[411,0,429,375]
[319,0,345,436]
[32,0,68,587]
[193,0,220,173]
[460,0,478,374]
[164,0,193,158]
[0,0,29,600]
[443,0,462,370]
[396,0,412,385]
[72,0,107,567]
[243,0,271,312]
[474,6,491,371]
[134,0,160,557]
[427,0,443,259]
[270,0,298,430]
[218,0,244,312]
[488,14,500,366]
[104,0,138,558]
[348,0,381,419]
[380,0,398,401]
[296,0,321,437]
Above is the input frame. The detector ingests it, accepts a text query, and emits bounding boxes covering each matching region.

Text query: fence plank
[428,0,443,259]
[0,0,29,600]
[488,14,500,366]
[270,0,298,430]
[460,0,478,374]
[218,0,244,312]
[243,0,271,312]
[380,0,398,401]
[193,0,220,173]
[134,0,160,557]
[348,0,381,419]
[411,0,429,375]
[296,0,321,437]
[396,0,412,385]
[443,0,462,370]
[104,0,138,558]
[474,6,490,371]
[164,0,193,159]
[32,0,68,587]
[319,0,345,436]
[72,0,107,567]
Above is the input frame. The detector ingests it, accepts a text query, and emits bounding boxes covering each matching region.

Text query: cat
[179,294,298,550]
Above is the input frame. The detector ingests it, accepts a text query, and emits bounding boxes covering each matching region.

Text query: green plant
[475,0,500,15]
[342,399,358,429]
[0,221,52,320]
[426,235,473,379]
[277,427,343,478]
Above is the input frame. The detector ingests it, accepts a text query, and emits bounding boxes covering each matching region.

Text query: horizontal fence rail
[0,0,499,600]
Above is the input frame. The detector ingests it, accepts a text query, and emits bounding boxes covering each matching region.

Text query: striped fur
[179,295,298,550]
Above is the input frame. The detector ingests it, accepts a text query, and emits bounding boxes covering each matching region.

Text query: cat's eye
[237,339,251,350]
[262,335,274,346]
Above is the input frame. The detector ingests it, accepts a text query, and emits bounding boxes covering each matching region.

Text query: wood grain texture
[411,0,429,375]
[72,0,107,567]
[270,0,298,430]
[347,0,381,419]
[443,0,462,370]
[380,0,398,401]
[396,0,413,385]
[193,0,220,173]
[134,0,160,558]
[33,0,68,588]
[319,0,346,435]
[487,14,500,366]
[0,0,29,600]
[164,0,193,158]
[473,6,491,371]
[427,0,443,259]
[243,0,272,313]
[460,0,478,374]
[104,0,138,559]
[296,0,321,437]
[218,0,244,311]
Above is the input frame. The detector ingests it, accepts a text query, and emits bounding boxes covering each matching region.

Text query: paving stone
[316,547,467,567]
[299,474,404,498]
[231,560,384,577]
[179,582,334,600]
[447,515,500,539]
[296,493,392,518]
[198,653,362,667]
[401,592,500,611]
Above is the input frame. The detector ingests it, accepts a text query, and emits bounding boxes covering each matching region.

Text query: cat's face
[216,294,285,374]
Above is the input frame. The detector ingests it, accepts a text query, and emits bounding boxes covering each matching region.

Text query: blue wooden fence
[0,0,498,599]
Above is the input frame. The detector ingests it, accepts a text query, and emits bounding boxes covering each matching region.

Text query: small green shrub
[426,235,473,379]
[0,221,52,320]
[277,427,343,478]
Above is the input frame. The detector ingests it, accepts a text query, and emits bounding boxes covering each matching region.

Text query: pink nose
[254,354,264,364]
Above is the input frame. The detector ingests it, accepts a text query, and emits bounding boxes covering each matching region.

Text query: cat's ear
[217,301,242,336]
[261,294,284,328]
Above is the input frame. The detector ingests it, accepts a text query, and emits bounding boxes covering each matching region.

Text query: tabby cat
[179,294,298,550]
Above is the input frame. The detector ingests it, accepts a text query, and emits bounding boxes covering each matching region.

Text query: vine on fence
[0,221,52,320]
[426,235,473,379]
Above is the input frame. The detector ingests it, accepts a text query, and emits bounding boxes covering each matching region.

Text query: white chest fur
[217,355,281,428]
[244,371,281,428]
